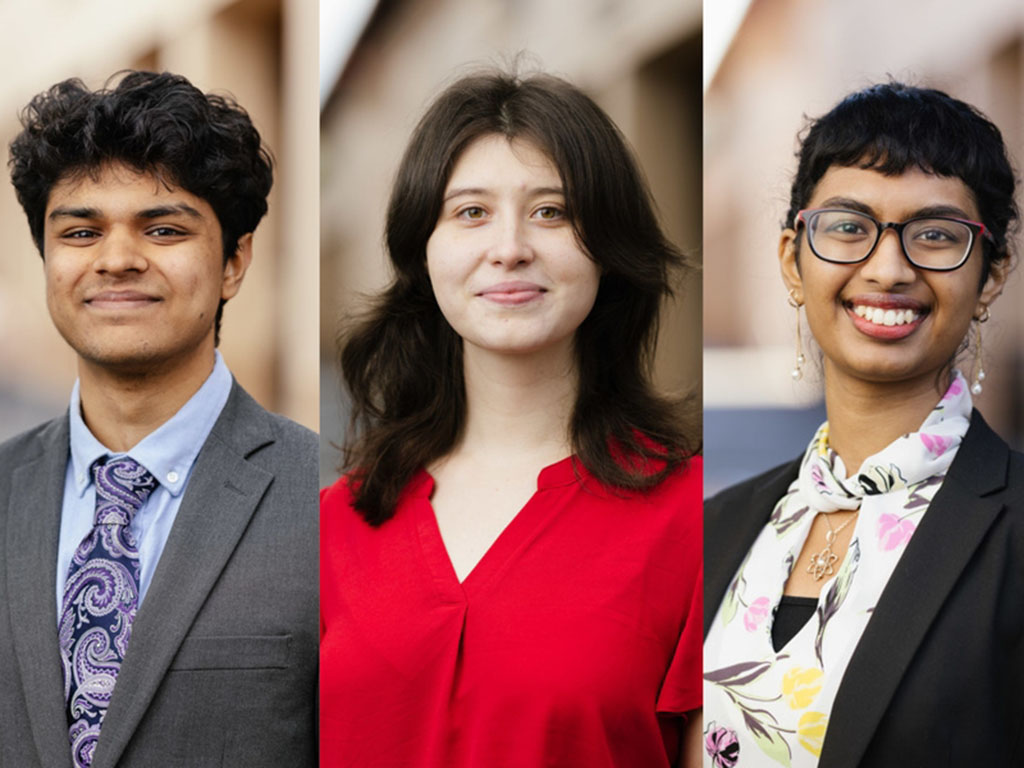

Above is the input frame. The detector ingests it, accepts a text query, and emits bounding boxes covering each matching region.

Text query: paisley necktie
[59,456,157,768]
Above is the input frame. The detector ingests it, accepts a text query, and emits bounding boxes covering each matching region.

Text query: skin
[425,134,600,583]
[679,709,703,767]
[778,165,1005,597]
[43,162,252,451]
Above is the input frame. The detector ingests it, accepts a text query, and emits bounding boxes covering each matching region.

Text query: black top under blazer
[704,410,1024,767]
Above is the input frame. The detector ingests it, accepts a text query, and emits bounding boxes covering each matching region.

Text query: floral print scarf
[703,373,972,767]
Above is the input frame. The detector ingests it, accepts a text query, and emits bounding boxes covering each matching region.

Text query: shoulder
[649,454,703,509]
[0,413,66,469]
[950,409,1024,503]
[320,474,355,513]
[705,455,801,518]
[212,381,317,466]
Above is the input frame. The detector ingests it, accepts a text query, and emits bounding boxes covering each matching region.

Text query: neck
[77,348,217,452]
[452,341,578,468]
[823,362,950,474]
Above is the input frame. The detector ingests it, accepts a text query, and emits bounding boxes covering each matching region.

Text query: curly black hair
[8,70,274,342]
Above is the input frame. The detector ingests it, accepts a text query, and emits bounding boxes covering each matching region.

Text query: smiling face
[43,162,250,378]
[779,165,1005,389]
[426,135,601,361]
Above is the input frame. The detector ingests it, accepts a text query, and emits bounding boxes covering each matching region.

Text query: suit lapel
[91,385,275,768]
[704,459,800,637]
[821,411,1009,767]
[6,416,75,768]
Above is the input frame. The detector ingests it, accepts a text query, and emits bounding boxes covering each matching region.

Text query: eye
[148,225,188,238]
[824,219,868,237]
[533,205,565,221]
[58,228,99,243]
[914,226,957,243]
[457,206,487,221]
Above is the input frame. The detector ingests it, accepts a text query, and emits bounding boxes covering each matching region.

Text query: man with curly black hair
[0,71,316,768]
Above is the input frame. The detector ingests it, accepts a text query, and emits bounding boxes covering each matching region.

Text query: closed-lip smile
[843,293,928,340]
[477,281,546,306]
[85,290,161,309]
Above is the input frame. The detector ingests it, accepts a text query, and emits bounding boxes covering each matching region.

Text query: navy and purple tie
[58,456,157,768]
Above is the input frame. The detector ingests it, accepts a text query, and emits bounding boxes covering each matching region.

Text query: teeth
[852,305,918,326]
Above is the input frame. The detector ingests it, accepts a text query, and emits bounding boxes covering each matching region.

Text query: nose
[488,214,534,267]
[858,227,916,287]
[92,228,148,275]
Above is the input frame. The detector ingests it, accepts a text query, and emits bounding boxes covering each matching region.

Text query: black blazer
[705,410,1024,767]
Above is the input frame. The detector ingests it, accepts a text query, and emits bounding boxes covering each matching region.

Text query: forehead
[45,162,214,218]
[445,134,560,189]
[810,165,979,218]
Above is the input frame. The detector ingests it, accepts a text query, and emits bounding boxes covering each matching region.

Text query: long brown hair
[340,70,697,525]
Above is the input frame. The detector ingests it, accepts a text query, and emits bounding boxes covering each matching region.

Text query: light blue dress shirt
[55,351,233,619]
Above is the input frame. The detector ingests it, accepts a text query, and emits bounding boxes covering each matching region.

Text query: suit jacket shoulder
[824,409,1024,767]
[704,455,801,637]
[0,383,318,768]
[0,412,67,467]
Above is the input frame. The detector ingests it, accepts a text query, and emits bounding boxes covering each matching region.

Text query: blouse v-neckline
[411,455,581,598]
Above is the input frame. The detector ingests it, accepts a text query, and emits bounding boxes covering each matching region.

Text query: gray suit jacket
[0,382,318,767]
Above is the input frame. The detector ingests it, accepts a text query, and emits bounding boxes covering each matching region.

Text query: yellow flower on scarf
[798,711,828,756]
[781,666,823,709]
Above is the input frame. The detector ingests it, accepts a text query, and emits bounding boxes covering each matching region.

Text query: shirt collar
[68,350,233,498]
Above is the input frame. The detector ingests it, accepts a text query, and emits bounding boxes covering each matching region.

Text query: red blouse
[320,455,702,768]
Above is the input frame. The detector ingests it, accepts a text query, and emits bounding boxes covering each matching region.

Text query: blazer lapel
[704,458,800,637]
[6,416,75,768]
[90,385,275,768]
[821,411,1009,767]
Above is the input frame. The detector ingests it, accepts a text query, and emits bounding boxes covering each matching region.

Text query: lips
[476,281,546,307]
[844,294,928,341]
[85,290,161,310]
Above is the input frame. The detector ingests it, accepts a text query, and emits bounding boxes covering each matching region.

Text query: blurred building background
[0,0,318,438]
[320,0,702,485]
[704,0,1024,494]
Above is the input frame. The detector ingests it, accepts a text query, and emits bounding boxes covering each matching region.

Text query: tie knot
[92,456,158,526]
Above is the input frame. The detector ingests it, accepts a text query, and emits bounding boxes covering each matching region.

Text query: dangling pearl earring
[971,306,990,396]
[788,290,805,381]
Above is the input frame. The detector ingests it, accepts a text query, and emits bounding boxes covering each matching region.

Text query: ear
[779,227,803,303]
[977,258,1007,316]
[221,233,253,301]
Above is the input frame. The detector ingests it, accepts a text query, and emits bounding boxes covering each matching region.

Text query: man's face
[43,163,249,378]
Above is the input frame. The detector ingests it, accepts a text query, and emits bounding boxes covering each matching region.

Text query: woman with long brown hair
[321,70,702,767]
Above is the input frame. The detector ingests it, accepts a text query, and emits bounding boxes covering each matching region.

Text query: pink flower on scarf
[743,596,770,631]
[920,433,953,457]
[877,512,916,551]
[705,724,739,767]
[943,377,964,400]
[810,463,828,492]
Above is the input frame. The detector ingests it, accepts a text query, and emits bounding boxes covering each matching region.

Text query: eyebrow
[817,197,973,220]
[442,186,565,203]
[48,202,205,222]
[48,206,101,221]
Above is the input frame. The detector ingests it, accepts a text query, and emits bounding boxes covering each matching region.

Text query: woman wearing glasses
[321,71,702,767]
[704,83,1023,767]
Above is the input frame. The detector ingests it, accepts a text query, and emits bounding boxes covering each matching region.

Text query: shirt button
[167,471,179,484]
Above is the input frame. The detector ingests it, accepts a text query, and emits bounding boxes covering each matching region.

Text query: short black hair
[8,70,274,342]
[786,81,1018,283]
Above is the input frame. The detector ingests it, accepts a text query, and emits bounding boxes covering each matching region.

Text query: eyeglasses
[795,208,993,271]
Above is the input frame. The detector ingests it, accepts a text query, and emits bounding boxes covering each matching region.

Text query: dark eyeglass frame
[795,207,994,272]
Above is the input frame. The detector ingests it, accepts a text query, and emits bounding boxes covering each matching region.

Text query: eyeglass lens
[805,210,973,269]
